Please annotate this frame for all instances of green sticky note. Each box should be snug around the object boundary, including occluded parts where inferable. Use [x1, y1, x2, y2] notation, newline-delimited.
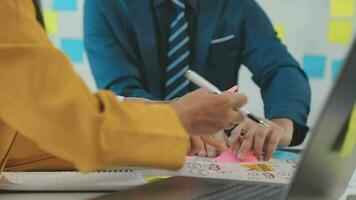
[341, 105, 356, 158]
[331, 0, 354, 17]
[43, 10, 58, 36]
[328, 20, 353, 44]
[274, 25, 285, 42]
[144, 176, 171, 183]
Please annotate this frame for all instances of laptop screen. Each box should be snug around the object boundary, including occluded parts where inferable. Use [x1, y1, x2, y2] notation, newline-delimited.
[288, 37, 356, 199]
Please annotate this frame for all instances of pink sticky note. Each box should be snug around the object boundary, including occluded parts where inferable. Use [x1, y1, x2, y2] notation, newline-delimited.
[214, 149, 258, 163]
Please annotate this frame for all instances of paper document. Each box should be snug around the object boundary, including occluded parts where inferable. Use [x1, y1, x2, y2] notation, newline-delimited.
[140, 155, 298, 184]
[0, 150, 299, 191]
[0, 170, 146, 191]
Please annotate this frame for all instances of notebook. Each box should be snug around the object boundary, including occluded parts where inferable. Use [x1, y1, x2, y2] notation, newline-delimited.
[0, 169, 146, 191]
[0, 151, 298, 191]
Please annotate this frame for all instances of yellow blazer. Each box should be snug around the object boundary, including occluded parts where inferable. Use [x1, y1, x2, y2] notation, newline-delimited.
[0, 0, 188, 173]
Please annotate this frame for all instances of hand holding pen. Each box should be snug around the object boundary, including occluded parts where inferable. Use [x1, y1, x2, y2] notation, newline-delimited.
[185, 70, 294, 160]
[185, 70, 269, 128]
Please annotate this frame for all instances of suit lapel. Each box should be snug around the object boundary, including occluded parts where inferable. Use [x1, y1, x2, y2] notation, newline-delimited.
[193, 0, 226, 75]
[127, 0, 161, 98]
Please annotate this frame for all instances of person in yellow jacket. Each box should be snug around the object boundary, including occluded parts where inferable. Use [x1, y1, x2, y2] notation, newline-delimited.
[0, 0, 247, 173]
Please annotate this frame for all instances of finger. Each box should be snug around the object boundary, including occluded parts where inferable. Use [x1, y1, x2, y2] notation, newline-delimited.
[205, 135, 218, 158]
[226, 110, 245, 126]
[252, 126, 269, 160]
[188, 136, 206, 157]
[222, 92, 248, 108]
[230, 128, 241, 151]
[227, 85, 239, 93]
[187, 136, 191, 154]
[230, 121, 252, 151]
[264, 130, 280, 161]
[201, 136, 228, 154]
[237, 135, 254, 160]
[223, 133, 231, 148]
[214, 131, 231, 148]
[205, 143, 218, 158]
[232, 139, 241, 153]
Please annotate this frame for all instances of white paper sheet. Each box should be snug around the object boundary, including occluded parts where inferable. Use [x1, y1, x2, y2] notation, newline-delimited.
[0, 171, 146, 191]
[0, 154, 299, 191]
[140, 157, 298, 184]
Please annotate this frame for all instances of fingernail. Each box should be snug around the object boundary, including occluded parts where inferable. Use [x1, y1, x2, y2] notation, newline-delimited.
[237, 152, 245, 160]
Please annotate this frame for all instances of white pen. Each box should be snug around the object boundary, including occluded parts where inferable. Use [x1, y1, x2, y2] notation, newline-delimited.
[185, 70, 270, 128]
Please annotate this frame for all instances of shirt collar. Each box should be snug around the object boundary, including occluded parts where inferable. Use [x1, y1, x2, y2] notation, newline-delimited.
[153, 0, 197, 10]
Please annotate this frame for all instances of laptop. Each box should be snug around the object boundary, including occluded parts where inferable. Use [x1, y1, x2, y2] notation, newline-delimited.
[91, 37, 356, 200]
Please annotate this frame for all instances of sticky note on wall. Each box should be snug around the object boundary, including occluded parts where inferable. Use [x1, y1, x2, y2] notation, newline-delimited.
[53, 0, 78, 11]
[328, 20, 353, 44]
[331, 0, 354, 17]
[60, 39, 84, 63]
[303, 55, 326, 79]
[332, 60, 343, 81]
[274, 25, 285, 42]
[43, 10, 58, 36]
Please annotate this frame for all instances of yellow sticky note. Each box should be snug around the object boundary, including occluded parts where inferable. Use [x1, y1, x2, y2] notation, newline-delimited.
[328, 20, 353, 44]
[43, 10, 58, 36]
[144, 176, 171, 183]
[274, 25, 285, 42]
[331, 0, 354, 17]
[241, 164, 274, 172]
[341, 106, 356, 158]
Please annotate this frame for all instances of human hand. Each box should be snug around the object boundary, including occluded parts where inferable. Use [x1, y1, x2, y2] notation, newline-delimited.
[170, 89, 247, 136]
[188, 131, 230, 157]
[231, 118, 293, 161]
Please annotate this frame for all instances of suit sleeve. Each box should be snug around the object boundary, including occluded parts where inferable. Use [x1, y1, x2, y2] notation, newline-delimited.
[241, 0, 311, 145]
[84, 0, 159, 100]
[0, 0, 188, 172]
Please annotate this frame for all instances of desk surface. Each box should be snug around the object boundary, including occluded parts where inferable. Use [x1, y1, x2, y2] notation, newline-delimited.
[0, 192, 105, 200]
[2, 170, 356, 200]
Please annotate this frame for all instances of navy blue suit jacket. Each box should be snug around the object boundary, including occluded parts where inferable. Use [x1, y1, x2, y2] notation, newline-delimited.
[84, 0, 311, 145]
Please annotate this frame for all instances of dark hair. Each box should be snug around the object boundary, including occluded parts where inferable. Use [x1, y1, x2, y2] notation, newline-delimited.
[32, 0, 45, 29]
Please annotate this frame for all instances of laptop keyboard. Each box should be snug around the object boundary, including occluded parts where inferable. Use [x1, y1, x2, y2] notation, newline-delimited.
[197, 181, 288, 200]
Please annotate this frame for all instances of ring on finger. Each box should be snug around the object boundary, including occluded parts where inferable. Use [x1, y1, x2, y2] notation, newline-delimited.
[239, 128, 249, 141]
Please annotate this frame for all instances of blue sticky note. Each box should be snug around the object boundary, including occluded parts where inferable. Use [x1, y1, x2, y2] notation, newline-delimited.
[273, 150, 300, 160]
[303, 55, 326, 79]
[332, 60, 343, 81]
[61, 39, 84, 63]
[53, 0, 77, 11]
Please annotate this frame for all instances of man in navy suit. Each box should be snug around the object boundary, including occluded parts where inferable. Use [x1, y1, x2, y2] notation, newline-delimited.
[84, 0, 311, 160]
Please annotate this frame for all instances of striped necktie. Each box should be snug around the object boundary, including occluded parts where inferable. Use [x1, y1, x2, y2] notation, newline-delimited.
[164, 0, 190, 100]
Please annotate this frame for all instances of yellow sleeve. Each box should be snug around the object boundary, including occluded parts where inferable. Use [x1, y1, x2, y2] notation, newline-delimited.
[0, 0, 188, 172]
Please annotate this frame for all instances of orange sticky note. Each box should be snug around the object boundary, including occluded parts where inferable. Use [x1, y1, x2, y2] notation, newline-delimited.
[214, 149, 258, 163]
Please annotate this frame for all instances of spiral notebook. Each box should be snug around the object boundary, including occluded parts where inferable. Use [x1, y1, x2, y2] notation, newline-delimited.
[0, 169, 146, 191]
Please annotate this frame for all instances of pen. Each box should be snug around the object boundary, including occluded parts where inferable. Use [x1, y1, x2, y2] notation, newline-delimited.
[185, 70, 270, 128]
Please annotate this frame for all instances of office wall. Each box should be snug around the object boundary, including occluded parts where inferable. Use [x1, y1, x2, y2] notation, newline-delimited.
[41, 0, 355, 127]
